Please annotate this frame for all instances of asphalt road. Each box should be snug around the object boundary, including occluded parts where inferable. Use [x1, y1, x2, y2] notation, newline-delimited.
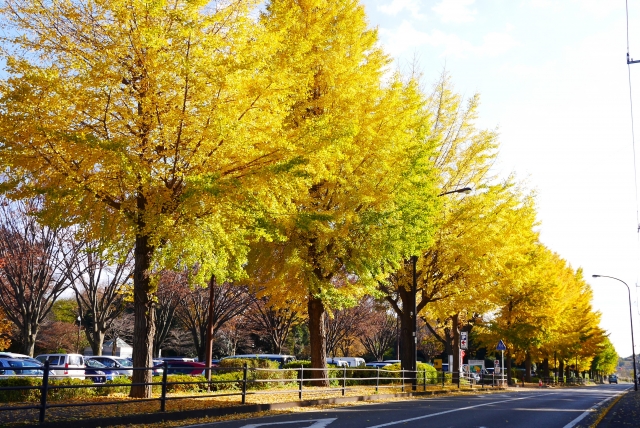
[182, 384, 629, 428]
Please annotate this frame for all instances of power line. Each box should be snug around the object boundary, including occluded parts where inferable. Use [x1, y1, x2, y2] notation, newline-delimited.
[625, 1, 640, 309]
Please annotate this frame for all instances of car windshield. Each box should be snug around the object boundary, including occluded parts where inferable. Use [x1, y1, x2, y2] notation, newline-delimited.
[116, 358, 132, 367]
[86, 360, 106, 368]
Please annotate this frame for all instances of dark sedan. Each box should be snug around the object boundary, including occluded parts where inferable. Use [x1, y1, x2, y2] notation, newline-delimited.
[159, 361, 209, 376]
[85, 359, 117, 383]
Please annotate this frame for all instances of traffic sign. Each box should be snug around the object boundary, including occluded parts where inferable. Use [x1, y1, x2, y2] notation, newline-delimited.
[496, 339, 506, 351]
[494, 359, 500, 368]
[460, 332, 468, 350]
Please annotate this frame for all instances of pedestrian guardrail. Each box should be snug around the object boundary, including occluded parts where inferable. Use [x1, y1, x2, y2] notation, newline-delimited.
[0, 361, 504, 425]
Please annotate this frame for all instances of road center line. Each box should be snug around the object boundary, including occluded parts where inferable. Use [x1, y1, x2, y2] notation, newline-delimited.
[365, 393, 554, 428]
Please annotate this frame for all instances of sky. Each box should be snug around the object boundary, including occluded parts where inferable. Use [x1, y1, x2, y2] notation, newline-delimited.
[359, 0, 640, 358]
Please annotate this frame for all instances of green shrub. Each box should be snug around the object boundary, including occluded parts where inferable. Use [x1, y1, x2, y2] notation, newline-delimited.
[283, 360, 311, 369]
[48, 378, 95, 400]
[216, 359, 296, 390]
[0, 377, 42, 402]
[380, 363, 439, 385]
[0, 377, 98, 402]
[208, 372, 242, 391]
[218, 358, 279, 370]
[95, 377, 131, 396]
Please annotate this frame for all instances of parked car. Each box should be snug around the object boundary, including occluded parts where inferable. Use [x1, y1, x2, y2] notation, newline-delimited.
[609, 374, 618, 384]
[330, 357, 365, 367]
[87, 356, 133, 377]
[159, 361, 207, 376]
[327, 357, 348, 367]
[0, 353, 50, 371]
[365, 361, 392, 369]
[84, 359, 116, 383]
[0, 358, 50, 377]
[0, 352, 32, 360]
[35, 354, 85, 380]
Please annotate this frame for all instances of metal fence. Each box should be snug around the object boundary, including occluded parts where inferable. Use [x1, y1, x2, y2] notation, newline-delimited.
[0, 361, 504, 425]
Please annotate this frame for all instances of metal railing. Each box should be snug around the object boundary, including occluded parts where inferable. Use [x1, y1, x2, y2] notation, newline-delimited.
[0, 363, 504, 425]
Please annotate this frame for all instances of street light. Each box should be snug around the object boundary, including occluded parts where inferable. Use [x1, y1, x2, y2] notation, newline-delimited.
[592, 274, 638, 391]
[409, 186, 473, 390]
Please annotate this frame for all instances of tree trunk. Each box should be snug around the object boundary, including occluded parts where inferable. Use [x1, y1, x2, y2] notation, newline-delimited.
[542, 358, 549, 378]
[88, 328, 105, 356]
[452, 313, 460, 374]
[558, 359, 564, 383]
[22, 324, 37, 357]
[205, 275, 215, 382]
[130, 232, 155, 398]
[308, 295, 328, 387]
[525, 352, 532, 382]
[398, 285, 414, 372]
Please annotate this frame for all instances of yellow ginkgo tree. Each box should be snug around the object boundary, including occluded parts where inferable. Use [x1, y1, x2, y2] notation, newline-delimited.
[248, 0, 441, 385]
[0, 0, 309, 397]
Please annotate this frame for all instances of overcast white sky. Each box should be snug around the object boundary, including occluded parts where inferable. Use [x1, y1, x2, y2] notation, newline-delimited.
[359, 0, 640, 358]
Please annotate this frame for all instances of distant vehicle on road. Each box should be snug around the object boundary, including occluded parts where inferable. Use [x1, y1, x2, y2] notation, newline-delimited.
[609, 374, 618, 384]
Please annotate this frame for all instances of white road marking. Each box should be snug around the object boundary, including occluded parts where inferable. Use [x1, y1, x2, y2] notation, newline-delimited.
[240, 418, 337, 428]
[365, 394, 553, 428]
[562, 389, 629, 428]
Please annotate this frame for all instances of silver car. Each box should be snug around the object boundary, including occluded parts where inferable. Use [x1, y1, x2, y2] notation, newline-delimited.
[86, 356, 133, 376]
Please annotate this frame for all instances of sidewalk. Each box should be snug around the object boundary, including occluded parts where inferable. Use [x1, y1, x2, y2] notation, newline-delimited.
[596, 389, 640, 427]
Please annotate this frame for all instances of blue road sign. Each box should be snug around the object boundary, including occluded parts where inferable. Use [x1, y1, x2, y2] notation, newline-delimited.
[496, 340, 506, 351]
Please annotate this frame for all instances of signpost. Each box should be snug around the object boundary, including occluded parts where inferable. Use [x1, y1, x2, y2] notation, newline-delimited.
[496, 340, 506, 386]
[460, 332, 468, 350]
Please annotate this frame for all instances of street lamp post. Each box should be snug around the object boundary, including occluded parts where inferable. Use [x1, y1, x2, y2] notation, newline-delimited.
[592, 274, 638, 391]
[409, 186, 473, 390]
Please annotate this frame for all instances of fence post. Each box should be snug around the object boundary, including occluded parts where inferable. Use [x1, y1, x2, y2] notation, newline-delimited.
[457, 371, 460, 389]
[241, 363, 248, 404]
[39, 360, 50, 424]
[342, 366, 346, 396]
[160, 361, 168, 412]
[423, 369, 426, 391]
[401, 369, 405, 392]
[376, 367, 379, 393]
[442, 370, 445, 388]
[299, 367, 303, 400]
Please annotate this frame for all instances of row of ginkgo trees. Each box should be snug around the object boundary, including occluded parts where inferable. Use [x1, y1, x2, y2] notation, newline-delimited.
[0, 0, 607, 397]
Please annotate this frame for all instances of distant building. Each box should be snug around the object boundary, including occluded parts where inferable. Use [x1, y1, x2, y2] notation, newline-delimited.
[83, 338, 133, 358]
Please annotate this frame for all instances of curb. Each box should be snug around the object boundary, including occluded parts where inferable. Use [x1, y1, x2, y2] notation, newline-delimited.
[29, 387, 507, 428]
[588, 390, 628, 428]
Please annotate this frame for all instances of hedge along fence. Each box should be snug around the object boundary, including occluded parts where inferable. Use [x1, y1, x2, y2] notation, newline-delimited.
[0, 360, 497, 425]
[0, 377, 96, 402]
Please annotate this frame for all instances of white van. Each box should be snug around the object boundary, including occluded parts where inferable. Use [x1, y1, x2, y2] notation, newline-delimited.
[327, 357, 348, 367]
[328, 357, 365, 367]
[35, 354, 85, 379]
